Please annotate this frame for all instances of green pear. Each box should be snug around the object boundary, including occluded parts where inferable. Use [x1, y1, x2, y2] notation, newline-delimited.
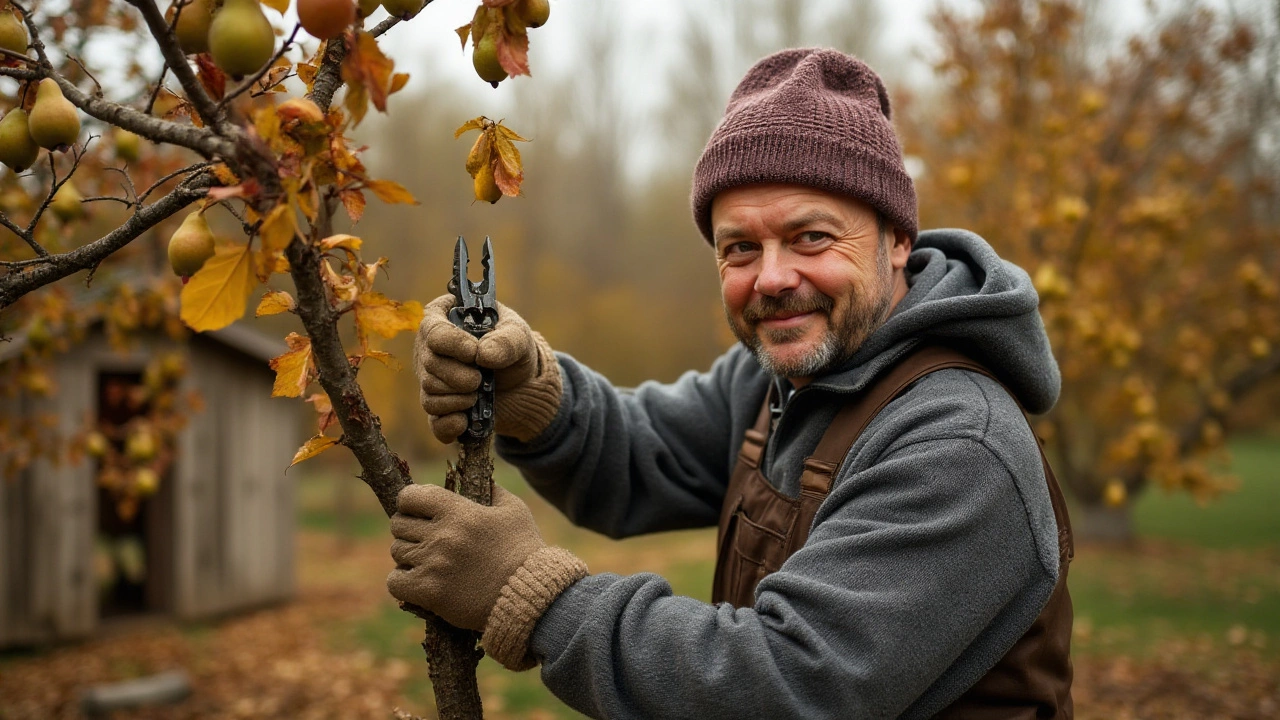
[114, 128, 142, 163]
[0, 10, 28, 54]
[28, 78, 81, 151]
[0, 109, 39, 172]
[472, 31, 507, 86]
[50, 182, 84, 222]
[167, 211, 216, 277]
[380, 0, 419, 20]
[356, 0, 380, 18]
[517, 0, 549, 29]
[208, 0, 276, 78]
[174, 0, 215, 55]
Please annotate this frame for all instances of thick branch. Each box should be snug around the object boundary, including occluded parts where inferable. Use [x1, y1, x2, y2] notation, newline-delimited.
[123, 0, 223, 127]
[1177, 349, 1280, 455]
[0, 174, 215, 309]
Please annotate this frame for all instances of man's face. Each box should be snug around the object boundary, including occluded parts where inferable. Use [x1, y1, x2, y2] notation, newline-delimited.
[711, 184, 912, 384]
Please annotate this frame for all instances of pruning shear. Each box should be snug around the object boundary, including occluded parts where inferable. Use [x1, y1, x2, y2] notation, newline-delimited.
[447, 236, 498, 442]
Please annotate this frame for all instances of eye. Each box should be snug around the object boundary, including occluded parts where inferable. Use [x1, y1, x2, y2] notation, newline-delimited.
[718, 241, 760, 266]
[796, 231, 830, 244]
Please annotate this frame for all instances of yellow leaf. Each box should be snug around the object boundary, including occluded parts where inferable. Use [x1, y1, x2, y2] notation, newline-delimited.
[320, 234, 363, 252]
[180, 244, 255, 332]
[494, 123, 528, 142]
[260, 203, 297, 252]
[269, 333, 313, 397]
[259, 0, 288, 15]
[465, 130, 491, 178]
[365, 179, 418, 205]
[355, 293, 423, 339]
[390, 73, 410, 94]
[455, 23, 472, 50]
[491, 131, 523, 180]
[454, 116, 487, 138]
[256, 290, 296, 317]
[290, 434, 340, 467]
[362, 349, 401, 370]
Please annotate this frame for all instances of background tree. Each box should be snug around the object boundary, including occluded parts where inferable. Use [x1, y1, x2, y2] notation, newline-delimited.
[900, 0, 1280, 539]
[0, 0, 556, 715]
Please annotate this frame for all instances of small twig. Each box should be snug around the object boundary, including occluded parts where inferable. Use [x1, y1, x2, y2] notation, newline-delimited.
[219, 23, 302, 111]
[250, 71, 296, 98]
[216, 199, 257, 237]
[0, 47, 35, 64]
[139, 161, 214, 203]
[109, 165, 139, 206]
[82, 195, 133, 207]
[0, 214, 40, 255]
[67, 55, 104, 95]
[144, 67, 170, 115]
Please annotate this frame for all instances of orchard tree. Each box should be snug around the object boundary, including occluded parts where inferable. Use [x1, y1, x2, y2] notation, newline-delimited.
[0, 0, 552, 715]
[902, 0, 1280, 539]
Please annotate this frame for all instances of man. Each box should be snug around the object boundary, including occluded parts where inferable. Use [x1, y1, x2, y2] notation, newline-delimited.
[387, 49, 1073, 719]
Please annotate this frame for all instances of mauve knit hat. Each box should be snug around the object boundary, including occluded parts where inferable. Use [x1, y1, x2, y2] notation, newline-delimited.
[691, 48, 918, 243]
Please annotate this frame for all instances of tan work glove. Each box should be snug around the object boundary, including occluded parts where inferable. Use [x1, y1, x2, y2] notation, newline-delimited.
[387, 483, 588, 670]
[414, 294, 562, 444]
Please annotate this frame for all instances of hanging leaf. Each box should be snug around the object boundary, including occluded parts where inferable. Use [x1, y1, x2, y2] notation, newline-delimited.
[256, 290, 296, 317]
[365, 179, 418, 205]
[259, 203, 297, 252]
[340, 188, 367, 223]
[455, 23, 472, 50]
[290, 434, 340, 467]
[465, 131, 491, 177]
[180, 244, 255, 331]
[306, 392, 338, 434]
[320, 234, 363, 253]
[195, 54, 227, 100]
[341, 30, 396, 125]
[269, 333, 314, 398]
[454, 116, 487, 138]
[495, 26, 530, 77]
[260, 0, 289, 15]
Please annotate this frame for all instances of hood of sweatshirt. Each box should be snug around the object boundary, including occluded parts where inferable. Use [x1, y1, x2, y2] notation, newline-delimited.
[809, 228, 1060, 414]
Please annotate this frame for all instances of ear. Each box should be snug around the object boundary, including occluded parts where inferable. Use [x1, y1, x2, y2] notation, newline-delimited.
[889, 227, 913, 270]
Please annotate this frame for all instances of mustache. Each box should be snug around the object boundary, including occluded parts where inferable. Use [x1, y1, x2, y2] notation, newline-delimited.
[741, 292, 834, 324]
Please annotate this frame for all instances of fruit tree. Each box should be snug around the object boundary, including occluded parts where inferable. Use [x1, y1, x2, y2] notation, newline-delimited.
[0, 0, 552, 716]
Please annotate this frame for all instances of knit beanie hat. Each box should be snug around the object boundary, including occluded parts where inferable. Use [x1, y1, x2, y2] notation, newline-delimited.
[691, 48, 918, 243]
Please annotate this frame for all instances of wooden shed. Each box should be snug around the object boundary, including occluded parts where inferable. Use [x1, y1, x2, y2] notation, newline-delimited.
[0, 323, 303, 648]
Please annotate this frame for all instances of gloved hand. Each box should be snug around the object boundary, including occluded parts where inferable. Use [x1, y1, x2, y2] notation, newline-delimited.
[414, 294, 562, 444]
[386, 483, 588, 670]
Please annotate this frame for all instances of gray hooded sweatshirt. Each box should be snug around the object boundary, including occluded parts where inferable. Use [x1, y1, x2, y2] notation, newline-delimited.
[496, 229, 1064, 719]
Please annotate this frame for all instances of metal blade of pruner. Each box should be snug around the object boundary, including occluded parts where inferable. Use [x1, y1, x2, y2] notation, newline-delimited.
[447, 236, 498, 441]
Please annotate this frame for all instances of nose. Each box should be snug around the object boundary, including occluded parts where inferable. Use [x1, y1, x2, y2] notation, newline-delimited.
[753, 244, 801, 296]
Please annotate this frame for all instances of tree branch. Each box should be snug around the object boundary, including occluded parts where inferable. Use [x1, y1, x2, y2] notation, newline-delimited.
[0, 173, 215, 309]
[121, 0, 224, 127]
[1176, 349, 1280, 456]
[308, 8, 419, 112]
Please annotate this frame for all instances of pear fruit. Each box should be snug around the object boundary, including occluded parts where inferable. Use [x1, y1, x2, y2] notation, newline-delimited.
[50, 183, 84, 222]
[298, 0, 355, 39]
[28, 78, 81, 151]
[356, 0, 380, 18]
[174, 0, 215, 54]
[517, 0, 549, 29]
[114, 128, 142, 163]
[380, 0, 418, 20]
[167, 211, 216, 277]
[472, 31, 506, 87]
[0, 9, 28, 54]
[134, 467, 160, 496]
[85, 431, 109, 458]
[125, 427, 157, 462]
[0, 109, 39, 172]
[474, 161, 501, 204]
[208, 0, 276, 78]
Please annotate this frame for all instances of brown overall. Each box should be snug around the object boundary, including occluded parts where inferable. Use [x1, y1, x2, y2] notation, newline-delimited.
[712, 345, 1074, 718]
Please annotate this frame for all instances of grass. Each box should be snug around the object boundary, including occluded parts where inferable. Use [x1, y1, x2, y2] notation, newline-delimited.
[301, 436, 1280, 714]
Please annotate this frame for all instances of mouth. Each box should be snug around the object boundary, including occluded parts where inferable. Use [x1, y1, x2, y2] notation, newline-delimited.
[757, 311, 816, 329]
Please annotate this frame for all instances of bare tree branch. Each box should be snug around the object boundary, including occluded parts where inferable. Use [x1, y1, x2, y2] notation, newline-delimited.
[0, 174, 215, 309]
[121, 0, 224, 127]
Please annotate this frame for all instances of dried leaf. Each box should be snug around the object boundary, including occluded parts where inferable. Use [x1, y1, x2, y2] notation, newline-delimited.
[320, 234, 363, 252]
[341, 31, 396, 125]
[491, 130, 523, 180]
[365, 179, 417, 205]
[260, 0, 289, 15]
[355, 293, 423, 340]
[493, 159, 521, 196]
[362, 349, 401, 370]
[307, 392, 338, 434]
[289, 434, 340, 467]
[455, 23, 472, 50]
[340, 188, 366, 223]
[296, 60, 319, 89]
[454, 116, 487, 138]
[465, 130, 491, 177]
[389, 73, 410, 94]
[277, 97, 325, 124]
[207, 185, 249, 201]
[256, 290, 296, 317]
[195, 54, 227, 100]
[495, 26, 530, 77]
[269, 333, 313, 398]
[179, 244, 255, 332]
[260, 203, 297, 252]
[494, 124, 528, 142]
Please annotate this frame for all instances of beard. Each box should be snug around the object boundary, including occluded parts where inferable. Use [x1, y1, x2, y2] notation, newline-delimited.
[726, 241, 896, 379]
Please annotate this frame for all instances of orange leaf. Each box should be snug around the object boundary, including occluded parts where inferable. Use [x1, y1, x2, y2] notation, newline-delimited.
[340, 188, 366, 223]
[290, 434, 340, 467]
[491, 130, 523, 181]
[269, 333, 313, 398]
[455, 23, 472, 50]
[306, 392, 338, 434]
[179, 244, 255, 331]
[390, 73, 410, 94]
[260, 0, 288, 15]
[341, 31, 396, 125]
[277, 97, 325, 124]
[496, 26, 530, 77]
[361, 349, 401, 370]
[260, 203, 297, 252]
[366, 179, 418, 205]
[355, 293, 423, 340]
[195, 54, 226, 100]
[493, 159, 521, 196]
[255, 290, 296, 317]
[465, 130, 491, 177]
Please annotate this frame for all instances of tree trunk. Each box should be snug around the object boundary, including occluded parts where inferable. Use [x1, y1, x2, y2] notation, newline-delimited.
[1074, 503, 1135, 544]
